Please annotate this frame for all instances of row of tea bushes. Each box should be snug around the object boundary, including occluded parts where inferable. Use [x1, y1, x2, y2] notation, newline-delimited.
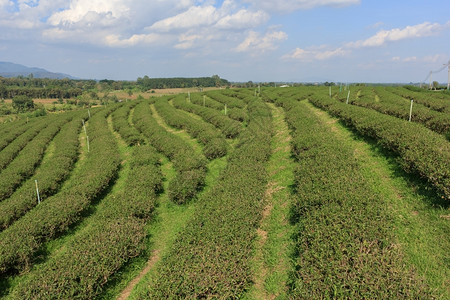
[133, 100, 206, 204]
[272, 94, 430, 298]
[10, 145, 163, 299]
[155, 96, 228, 159]
[0, 105, 121, 274]
[141, 97, 273, 298]
[0, 111, 85, 230]
[309, 93, 450, 201]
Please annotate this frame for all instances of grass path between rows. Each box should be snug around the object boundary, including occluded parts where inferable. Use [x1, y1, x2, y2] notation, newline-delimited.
[305, 100, 450, 298]
[245, 103, 296, 300]
[0, 113, 127, 298]
[114, 103, 229, 299]
[149, 103, 203, 156]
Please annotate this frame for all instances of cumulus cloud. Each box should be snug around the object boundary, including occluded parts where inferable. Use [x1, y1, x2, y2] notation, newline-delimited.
[149, 3, 268, 32]
[236, 30, 287, 53]
[243, 0, 360, 13]
[347, 22, 450, 48]
[283, 46, 347, 61]
[285, 21, 450, 61]
[149, 5, 221, 32]
[47, 0, 129, 26]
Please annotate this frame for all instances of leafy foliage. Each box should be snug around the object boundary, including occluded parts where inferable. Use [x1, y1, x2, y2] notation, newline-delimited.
[272, 91, 430, 298]
[0, 105, 121, 274]
[133, 100, 206, 204]
[0, 111, 85, 230]
[310, 91, 450, 200]
[154, 96, 228, 159]
[143, 95, 273, 298]
[9, 145, 162, 299]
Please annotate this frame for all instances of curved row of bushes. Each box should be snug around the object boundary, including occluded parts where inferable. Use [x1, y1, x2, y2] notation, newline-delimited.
[343, 87, 450, 138]
[206, 90, 246, 109]
[155, 96, 228, 159]
[10, 145, 163, 299]
[0, 113, 75, 201]
[389, 86, 450, 113]
[111, 101, 144, 146]
[0, 104, 121, 274]
[0, 111, 85, 230]
[0, 116, 51, 171]
[133, 100, 206, 204]
[310, 93, 450, 200]
[141, 97, 273, 298]
[0, 118, 37, 152]
[272, 94, 430, 298]
[172, 95, 242, 138]
[189, 93, 249, 122]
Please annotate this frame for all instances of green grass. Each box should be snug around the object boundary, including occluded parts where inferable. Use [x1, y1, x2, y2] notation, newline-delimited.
[306, 101, 450, 299]
[101, 104, 230, 299]
[126, 156, 228, 299]
[149, 103, 203, 157]
[244, 103, 296, 300]
[0, 113, 130, 298]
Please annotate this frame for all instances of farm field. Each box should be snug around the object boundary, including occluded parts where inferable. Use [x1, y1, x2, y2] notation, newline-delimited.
[0, 86, 449, 299]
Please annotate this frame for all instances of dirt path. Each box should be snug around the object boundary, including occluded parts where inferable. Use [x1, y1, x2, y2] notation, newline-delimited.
[116, 250, 160, 300]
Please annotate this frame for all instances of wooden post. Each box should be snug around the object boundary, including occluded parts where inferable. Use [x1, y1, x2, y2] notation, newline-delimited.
[87, 135, 90, 152]
[35, 180, 41, 204]
[203, 95, 206, 107]
[346, 91, 350, 104]
[409, 99, 413, 122]
[82, 119, 87, 135]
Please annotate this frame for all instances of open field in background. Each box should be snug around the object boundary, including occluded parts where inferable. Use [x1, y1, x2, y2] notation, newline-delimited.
[0, 86, 448, 299]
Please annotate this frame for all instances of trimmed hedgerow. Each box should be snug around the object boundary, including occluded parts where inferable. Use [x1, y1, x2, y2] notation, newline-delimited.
[309, 92, 450, 200]
[133, 100, 206, 204]
[9, 145, 163, 299]
[0, 117, 50, 171]
[141, 97, 273, 299]
[0, 113, 75, 201]
[0, 111, 85, 230]
[271, 93, 431, 299]
[0, 104, 121, 274]
[206, 90, 246, 109]
[172, 95, 242, 138]
[335, 86, 450, 138]
[154, 96, 228, 159]
[111, 101, 144, 146]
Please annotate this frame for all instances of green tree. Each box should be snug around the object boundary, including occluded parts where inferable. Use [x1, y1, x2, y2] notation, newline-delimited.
[12, 95, 34, 112]
[432, 81, 439, 90]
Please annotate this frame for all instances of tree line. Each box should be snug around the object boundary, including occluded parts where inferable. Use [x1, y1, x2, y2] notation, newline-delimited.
[0, 75, 230, 99]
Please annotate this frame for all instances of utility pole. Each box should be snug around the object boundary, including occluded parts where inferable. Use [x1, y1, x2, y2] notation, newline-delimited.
[429, 71, 433, 90]
[447, 60, 450, 90]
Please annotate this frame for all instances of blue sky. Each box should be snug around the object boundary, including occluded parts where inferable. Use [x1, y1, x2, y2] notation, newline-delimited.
[0, 0, 449, 83]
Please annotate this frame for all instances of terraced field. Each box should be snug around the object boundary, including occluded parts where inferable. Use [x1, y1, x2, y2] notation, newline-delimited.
[0, 87, 448, 299]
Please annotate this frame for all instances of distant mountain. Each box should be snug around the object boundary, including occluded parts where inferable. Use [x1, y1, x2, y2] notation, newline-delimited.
[0, 62, 75, 79]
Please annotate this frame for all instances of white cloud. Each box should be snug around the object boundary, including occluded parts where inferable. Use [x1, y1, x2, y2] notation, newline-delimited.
[149, 5, 220, 32]
[236, 30, 287, 53]
[283, 46, 347, 61]
[215, 9, 269, 29]
[243, 0, 360, 13]
[149, 3, 268, 32]
[104, 33, 164, 47]
[48, 0, 129, 26]
[285, 21, 450, 62]
[347, 22, 450, 48]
